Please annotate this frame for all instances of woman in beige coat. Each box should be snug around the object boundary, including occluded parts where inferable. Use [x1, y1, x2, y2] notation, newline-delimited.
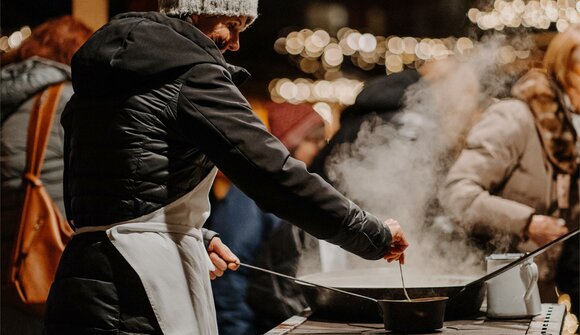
[439, 26, 579, 305]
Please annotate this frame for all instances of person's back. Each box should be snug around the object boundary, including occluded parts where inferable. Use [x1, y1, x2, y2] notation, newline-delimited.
[0, 15, 92, 335]
[60, 12, 230, 227]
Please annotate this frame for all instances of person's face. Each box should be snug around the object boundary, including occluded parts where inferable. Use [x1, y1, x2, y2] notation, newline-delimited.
[193, 15, 248, 53]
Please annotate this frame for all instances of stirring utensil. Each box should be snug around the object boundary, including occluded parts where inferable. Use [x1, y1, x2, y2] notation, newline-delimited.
[399, 261, 412, 302]
[239, 262, 378, 303]
[241, 262, 448, 333]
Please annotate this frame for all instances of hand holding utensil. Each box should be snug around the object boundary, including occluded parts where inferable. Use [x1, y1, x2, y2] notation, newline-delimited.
[384, 219, 409, 264]
[527, 215, 569, 246]
[208, 237, 240, 280]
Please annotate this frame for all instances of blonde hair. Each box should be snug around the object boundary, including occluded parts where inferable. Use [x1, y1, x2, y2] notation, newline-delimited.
[544, 24, 580, 87]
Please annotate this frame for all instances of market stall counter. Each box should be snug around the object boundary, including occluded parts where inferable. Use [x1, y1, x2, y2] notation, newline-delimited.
[266, 304, 566, 335]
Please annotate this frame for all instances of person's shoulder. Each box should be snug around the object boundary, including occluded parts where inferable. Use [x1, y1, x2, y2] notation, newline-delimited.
[2, 57, 70, 78]
[470, 98, 534, 148]
[484, 98, 534, 125]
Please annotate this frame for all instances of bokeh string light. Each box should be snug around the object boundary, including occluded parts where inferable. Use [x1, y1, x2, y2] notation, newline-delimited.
[3, 2, 576, 107]
[270, 29, 531, 105]
[468, 0, 580, 32]
[268, 77, 364, 106]
[274, 28, 482, 78]
[270, 1, 579, 105]
[0, 26, 32, 53]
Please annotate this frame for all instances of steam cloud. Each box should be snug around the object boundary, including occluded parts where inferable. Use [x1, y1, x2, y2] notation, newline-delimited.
[317, 35, 533, 277]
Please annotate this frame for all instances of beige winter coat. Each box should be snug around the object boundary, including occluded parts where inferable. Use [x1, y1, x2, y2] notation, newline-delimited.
[440, 99, 554, 242]
[439, 98, 579, 299]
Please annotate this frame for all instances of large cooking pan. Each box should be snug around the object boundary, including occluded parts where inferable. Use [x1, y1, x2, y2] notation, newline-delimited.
[241, 262, 450, 332]
[298, 228, 580, 323]
[298, 268, 483, 322]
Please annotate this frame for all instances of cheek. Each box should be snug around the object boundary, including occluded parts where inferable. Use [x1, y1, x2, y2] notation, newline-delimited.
[210, 30, 230, 49]
[217, 26, 232, 38]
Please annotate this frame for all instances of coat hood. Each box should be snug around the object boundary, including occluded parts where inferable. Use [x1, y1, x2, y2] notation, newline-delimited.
[72, 11, 249, 96]
[1, 57, 70, 123]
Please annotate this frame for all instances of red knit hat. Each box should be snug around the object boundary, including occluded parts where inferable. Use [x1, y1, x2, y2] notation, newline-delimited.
[267, 102, 324, 151]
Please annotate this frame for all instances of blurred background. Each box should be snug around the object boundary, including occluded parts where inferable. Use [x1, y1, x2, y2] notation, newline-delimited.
[2, 3, 580, 332]
[2, 0, 578, 124]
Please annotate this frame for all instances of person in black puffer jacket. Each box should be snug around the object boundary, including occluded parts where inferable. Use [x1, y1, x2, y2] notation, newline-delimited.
[0, 16, 93, 335]
[43, 1, 410, 334]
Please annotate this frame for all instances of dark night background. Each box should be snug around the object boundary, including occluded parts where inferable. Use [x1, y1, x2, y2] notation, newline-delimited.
[1, 0, 481, 97]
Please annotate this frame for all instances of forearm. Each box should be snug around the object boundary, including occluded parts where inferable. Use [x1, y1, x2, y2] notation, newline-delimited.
[441, 179, 533, 237]
[178, 63, 392, 259]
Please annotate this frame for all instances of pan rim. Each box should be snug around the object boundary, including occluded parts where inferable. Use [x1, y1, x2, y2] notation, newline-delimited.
[295, 281, 467, 290]
[377, 296, 450, 303]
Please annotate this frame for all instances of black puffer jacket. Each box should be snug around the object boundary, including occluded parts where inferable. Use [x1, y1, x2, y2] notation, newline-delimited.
[62, 12, 391, 260]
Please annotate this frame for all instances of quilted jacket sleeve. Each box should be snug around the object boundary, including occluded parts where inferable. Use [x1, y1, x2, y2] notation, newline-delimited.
[174, 63, 392, 260]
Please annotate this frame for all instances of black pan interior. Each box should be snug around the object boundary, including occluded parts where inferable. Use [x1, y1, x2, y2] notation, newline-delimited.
[298, 268, 485, 322]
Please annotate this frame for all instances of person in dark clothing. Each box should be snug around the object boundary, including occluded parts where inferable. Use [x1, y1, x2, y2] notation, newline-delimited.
[310, 70, 421, 181]
[205, 173, 281, 335]
[205, 103, 282, 335]
[0, 16, 93, 335]
[248, 221, 319, 333]
[557, 235, 579, 316]
[246, 103, 327, 333]
[43, 1, 409, 334]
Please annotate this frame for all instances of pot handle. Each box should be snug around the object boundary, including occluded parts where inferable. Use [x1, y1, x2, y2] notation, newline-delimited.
[520, 260, 539, 315]
[456, 228, 579, 296]
[520, 261, 538, 301]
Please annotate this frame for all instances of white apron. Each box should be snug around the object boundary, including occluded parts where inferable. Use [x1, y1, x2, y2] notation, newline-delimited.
[76, 168, 219, 335]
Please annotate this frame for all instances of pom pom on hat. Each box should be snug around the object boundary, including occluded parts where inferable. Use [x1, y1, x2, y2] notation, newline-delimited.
[268, 103, 325, 151]
[159, 0, 259, 25]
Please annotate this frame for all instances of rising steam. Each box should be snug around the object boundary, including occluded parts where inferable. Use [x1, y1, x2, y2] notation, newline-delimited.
[318, 35, 532, 277]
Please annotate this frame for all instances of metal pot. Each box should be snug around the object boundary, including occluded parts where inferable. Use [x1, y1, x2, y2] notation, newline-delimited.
[379, 297, 448, 332]
[298, 267, 485, 322]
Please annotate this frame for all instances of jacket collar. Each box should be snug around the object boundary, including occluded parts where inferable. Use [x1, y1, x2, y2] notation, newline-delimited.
[112, 12, 250, 86]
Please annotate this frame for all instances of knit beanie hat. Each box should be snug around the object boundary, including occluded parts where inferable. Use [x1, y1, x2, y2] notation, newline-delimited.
[159, 0, 259, 25]
[267, 103, 325, 151]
